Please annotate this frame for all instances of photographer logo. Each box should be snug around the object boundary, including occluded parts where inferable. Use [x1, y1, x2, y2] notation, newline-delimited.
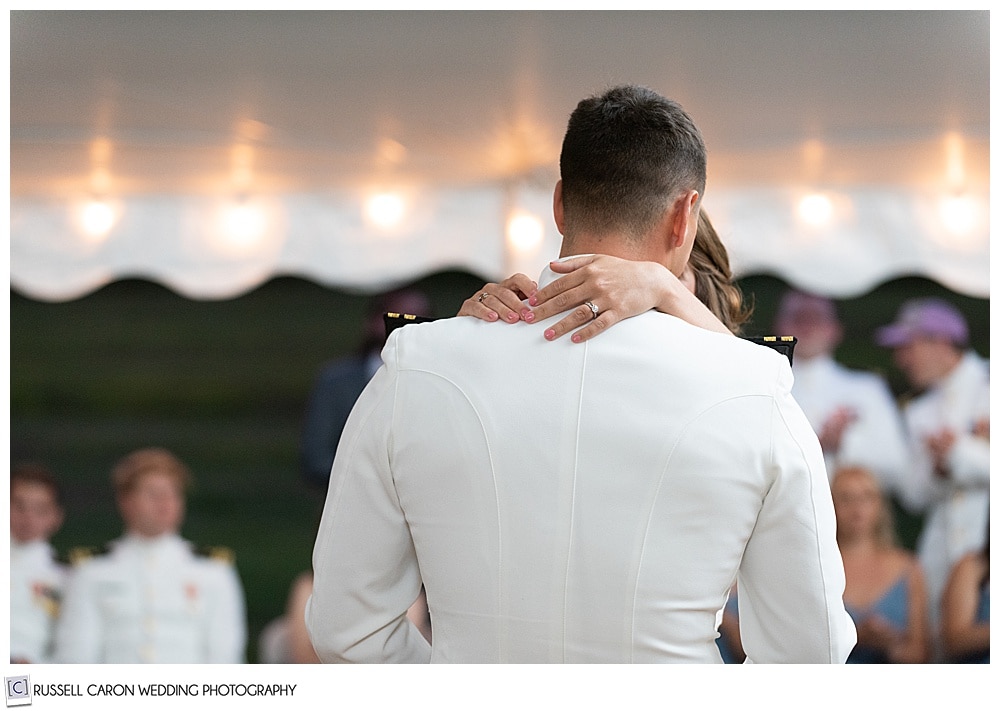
[5, 676, 31, 707]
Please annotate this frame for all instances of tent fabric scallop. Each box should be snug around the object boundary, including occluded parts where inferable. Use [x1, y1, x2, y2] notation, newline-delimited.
[9, 184, 989, 302]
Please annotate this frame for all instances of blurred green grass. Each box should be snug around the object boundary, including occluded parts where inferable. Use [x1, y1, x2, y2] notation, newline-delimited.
[10, 271, 989, 661]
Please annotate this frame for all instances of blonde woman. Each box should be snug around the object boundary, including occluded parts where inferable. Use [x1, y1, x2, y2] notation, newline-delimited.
[832, 465, 930, 663]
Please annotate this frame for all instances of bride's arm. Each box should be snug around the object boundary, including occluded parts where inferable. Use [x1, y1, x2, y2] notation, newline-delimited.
[531, 255, 732, 342]
[457, 255, 732, 342]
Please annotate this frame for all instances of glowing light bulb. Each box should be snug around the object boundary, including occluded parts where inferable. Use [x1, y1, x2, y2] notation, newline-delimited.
[80, 199, 116, 240]
[221, 201, 266, 248]
[506, 212, 544, 254]
[365, 193, 407, 230]
[798, 193, 834, 227]
[938, 194, 978, 235]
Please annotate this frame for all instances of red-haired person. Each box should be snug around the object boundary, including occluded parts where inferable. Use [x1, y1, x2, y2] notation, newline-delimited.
[53, 448, 247, 663]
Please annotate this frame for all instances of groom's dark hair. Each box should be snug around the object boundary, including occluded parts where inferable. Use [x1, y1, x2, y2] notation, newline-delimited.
[559, 85, 706, 239]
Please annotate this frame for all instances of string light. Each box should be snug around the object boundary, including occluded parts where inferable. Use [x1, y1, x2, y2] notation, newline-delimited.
[938, 193, 980, 236]
[77, 198, 118, 241]
[220, 200, 267, 249]
[506, 212, 544, 254]
[797, 193, 834, 227]
[365, 192, 407, 230]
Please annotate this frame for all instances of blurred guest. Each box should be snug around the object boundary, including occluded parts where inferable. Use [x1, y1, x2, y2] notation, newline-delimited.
[773, 289, 910, 494]
[875, 298, 989, 643]
[940, 526, 989, 663]
[261, 572, 431, 663]
[53, 447, 247, 663]
[832, 466, 930, 663]
[299, 287, 432, 489]
[284, 572, 322, 663]
[715, 585, 744, 663]
[10, 462, 66, 664]
[256, 571, 319, 664]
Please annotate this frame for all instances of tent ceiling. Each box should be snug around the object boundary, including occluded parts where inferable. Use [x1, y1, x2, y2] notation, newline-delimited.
[8, 10, 991, 300]
[11, 10, 989, 194]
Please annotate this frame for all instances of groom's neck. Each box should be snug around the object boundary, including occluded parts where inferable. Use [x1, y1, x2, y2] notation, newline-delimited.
[560, 232, 678, 275]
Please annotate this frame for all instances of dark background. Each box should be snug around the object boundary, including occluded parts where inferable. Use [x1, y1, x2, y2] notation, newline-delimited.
[10, 271, 990, 662]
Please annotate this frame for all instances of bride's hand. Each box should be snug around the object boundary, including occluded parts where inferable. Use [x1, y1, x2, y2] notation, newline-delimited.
[457, 273, 538, 324]
[529, 255, 732, 342]
[527, 255, 680, 342]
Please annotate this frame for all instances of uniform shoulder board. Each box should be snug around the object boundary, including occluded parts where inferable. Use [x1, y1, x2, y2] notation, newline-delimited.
[741, 335, 797, 366]
[195, 545, 235, 564]
[67, 544, 110, 566]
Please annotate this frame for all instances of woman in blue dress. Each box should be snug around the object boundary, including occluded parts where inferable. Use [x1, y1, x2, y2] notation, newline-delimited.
[940, 525, 989, 663]
[832, 465, 931, 663]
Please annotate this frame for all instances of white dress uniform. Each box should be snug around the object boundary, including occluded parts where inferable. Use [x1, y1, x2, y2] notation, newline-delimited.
[9, 540, 66, 663]
[306, 261, 856, 664]
[53, 533, 247, 663]
[790, 354, 910, 494]
[896, 351, 990, 624]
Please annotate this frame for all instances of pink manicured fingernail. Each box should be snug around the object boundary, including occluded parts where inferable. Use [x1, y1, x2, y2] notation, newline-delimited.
[521, 309, 534, 322]
[529, 295, 538, 306]
[544, 329, 556, 340]
[488, 312, 498, 321]
[571, 333, 582, 343]
[506, 312, 518, 322]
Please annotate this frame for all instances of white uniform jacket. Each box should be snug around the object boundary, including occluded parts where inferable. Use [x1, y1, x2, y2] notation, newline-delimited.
[307, 265, 856, 664]
[53, 534, 247, 663]
[896, 351, 990, 613]
[790, 354, 910, 493]
[9, 540, 66, 663]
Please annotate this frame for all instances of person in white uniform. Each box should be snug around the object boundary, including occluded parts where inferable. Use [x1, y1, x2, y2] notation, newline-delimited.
[53, 447, 247, 663]
[306, 84, 856, 663]
[772, 289, 910, 495]
[10, 462, 67, 664]
[875, 298, 989, 638]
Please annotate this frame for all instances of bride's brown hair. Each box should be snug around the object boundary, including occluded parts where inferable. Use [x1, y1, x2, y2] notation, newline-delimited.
[689, 211, 752, 334]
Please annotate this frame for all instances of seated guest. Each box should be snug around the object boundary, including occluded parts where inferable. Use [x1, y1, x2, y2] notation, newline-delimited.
[715, 584, 744, 663]
[53, 447, 247, 663]
[940, 525, 989, 663]
[832, 465, 930, 663]
[263, 572, 431, 663]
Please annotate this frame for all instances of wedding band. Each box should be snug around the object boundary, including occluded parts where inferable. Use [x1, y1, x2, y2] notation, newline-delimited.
[584, 301, 599, 320]
[478, 292, 491, 303]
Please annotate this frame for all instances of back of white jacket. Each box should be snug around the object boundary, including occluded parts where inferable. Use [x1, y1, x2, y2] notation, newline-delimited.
[308, 272, 856, 663]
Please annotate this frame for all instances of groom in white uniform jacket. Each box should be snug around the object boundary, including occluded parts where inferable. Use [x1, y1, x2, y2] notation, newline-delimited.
[307, 85, 856, 663]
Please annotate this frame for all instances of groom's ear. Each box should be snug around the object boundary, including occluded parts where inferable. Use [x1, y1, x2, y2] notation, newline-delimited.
[668, 190, 700, 249]
[553, 180, 565, 234]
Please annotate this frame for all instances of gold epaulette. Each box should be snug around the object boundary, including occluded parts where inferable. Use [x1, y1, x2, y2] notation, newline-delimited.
[195, 545, 235, 564]
[38, 585, 61, 618]
[742, 335, 798, 365]
[67, 545, 108, 565]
